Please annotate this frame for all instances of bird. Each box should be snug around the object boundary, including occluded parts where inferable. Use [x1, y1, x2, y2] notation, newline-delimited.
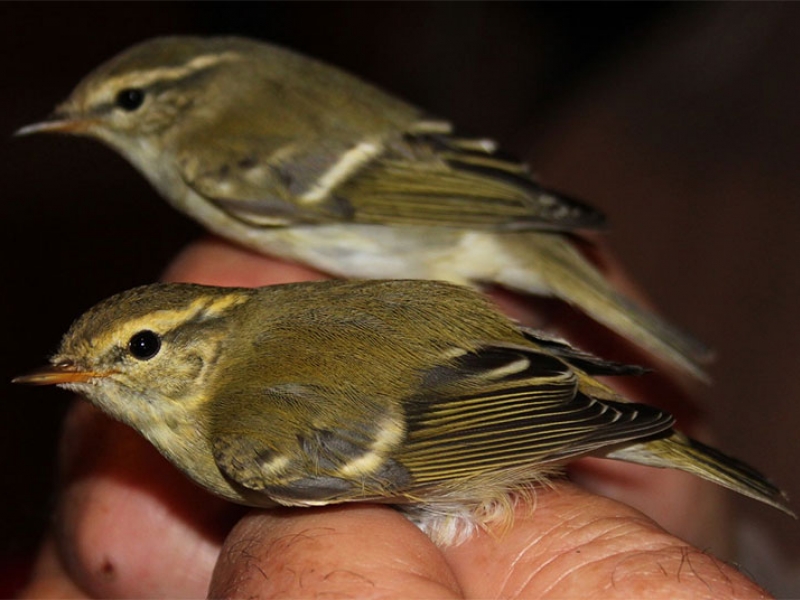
[14, 279, 789, 545]
[17, 35, 712, 381]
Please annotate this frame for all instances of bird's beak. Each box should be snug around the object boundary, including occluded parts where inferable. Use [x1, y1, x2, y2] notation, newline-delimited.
[15, 110, 93, 137]
[13, 363, 104, 386]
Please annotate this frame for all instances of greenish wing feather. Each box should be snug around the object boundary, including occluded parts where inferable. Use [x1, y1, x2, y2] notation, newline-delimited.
[398, 344, 674, 485]
[210, 384, 412, 504]
[338, 132, 607, 231]
[179, 130, 606, 231]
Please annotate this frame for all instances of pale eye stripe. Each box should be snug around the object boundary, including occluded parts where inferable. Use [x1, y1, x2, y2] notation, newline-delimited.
[102, 52, 242, 95]
[113, 293, 248, 343]
[299, 141, 382, 203]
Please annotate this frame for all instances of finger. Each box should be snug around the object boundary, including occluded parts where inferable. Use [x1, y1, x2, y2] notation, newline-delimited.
[209, 505, 462, 599]
[52, 402, 233, 598]
[206, 483, 761, 600]
[441, 481, 764, 599]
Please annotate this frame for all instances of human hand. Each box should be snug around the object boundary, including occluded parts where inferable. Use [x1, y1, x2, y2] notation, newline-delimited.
[20, 238, 771, 599]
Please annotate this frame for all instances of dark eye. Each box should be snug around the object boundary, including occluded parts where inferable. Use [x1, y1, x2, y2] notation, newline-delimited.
[128, 330, 161, 360]
[116, 88, 145, 111]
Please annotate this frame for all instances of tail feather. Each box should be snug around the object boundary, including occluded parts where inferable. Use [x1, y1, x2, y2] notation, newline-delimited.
[607, 433, 794, 516]
[498, 233, 713, 382]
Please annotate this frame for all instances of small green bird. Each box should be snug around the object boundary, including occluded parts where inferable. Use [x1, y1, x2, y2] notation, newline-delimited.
[17, 35, 712, 380]
[14, 279, 789, 545]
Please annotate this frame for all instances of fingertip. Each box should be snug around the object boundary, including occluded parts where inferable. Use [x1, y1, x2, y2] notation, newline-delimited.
[54, 403, 234, 598]
[162, 237, 327, 287]
[210, 505, 463, 599]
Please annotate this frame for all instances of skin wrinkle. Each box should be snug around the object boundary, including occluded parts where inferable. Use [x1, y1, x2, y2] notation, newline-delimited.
[497, 525, 549, 593]
[490, 510, 636, 597]
[539, 548, 679, 599]
[492, 505, 563, 594]
[536, 553, 624, 598]
[607, 545, 684, 589]
[321, 569, 377, 586]
[503, 513, 675, 597]
[510, 532, 628, 596]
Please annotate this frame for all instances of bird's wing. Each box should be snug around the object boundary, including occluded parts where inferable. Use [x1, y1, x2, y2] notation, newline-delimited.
[337, 130, 606, 230]
[210, 382, 412, 505]
[178, 126, 606, 231]
[397, 344, 674, 487]
[209, 343, 672, 506]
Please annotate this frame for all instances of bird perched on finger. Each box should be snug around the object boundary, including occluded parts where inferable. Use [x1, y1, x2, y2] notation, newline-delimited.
[17, 35, 712, 380]
[14, 279, 789, 545]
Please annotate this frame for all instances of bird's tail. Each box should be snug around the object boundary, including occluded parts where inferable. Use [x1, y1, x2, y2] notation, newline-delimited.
[607, 433, 794, 516]
[496, 233, 713, 382]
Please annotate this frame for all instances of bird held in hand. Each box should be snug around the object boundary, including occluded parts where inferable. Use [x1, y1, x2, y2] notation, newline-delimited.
[14, 279, 790, 545]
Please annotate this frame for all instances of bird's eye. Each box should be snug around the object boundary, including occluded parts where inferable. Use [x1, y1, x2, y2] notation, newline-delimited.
[115, 88, 145, 111]
[128, 330, 161, 360]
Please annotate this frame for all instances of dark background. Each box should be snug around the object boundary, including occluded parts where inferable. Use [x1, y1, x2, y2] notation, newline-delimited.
[2, 3, 799, 595]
